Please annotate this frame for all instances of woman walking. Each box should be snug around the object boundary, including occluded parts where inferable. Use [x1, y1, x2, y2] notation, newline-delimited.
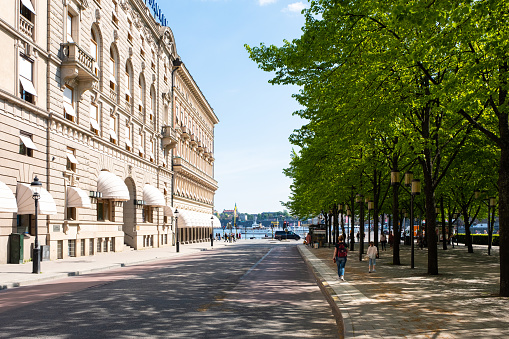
[367, 241, 378, 273]
[333, 235, 348, 281]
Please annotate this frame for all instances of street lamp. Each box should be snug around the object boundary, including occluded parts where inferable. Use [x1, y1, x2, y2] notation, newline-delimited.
[410, 179, 421, 268]
[31, 176, 42, 274]
[210, 215, 214, 247]
[174, 208, 179, 252]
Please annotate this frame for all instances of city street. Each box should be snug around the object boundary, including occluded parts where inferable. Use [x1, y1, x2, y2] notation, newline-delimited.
[0, 243, 339, 338]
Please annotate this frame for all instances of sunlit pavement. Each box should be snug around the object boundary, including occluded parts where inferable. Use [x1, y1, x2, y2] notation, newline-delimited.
[2, 239, 507, 338]
[300, 242, 509, 338]
[0, 238, 284, 290]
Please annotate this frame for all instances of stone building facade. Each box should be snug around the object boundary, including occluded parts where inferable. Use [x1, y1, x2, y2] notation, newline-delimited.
[0, 0, 219, 264]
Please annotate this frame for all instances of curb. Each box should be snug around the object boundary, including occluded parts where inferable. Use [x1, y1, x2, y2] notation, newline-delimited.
[298, 244, 348, 338]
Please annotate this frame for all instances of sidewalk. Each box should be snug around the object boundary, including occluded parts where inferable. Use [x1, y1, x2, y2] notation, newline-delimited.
[298, 242, 509, 338]
[0, 240, 227, 290]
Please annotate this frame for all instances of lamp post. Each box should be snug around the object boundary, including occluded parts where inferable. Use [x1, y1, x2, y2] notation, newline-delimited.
[174, 209, 179, 252]
[31, 177, 42, 274]
[391, 169, 401, 265]
[368, 200, 374, 244]
[210, 215, 214, 247]
[410, 179, 421, 268]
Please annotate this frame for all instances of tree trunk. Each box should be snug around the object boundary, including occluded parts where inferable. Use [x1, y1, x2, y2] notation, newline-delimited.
[498, 134, 509, 296]
[441, 196, 447, 250]
[392, 183, 401, 265]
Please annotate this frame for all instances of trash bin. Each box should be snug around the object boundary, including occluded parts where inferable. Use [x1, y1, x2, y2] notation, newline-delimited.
[9, 233, 24, 264]
[40, 245, 50, 261]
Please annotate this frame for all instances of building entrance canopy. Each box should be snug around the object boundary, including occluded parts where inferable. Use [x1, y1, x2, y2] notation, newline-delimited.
[16, 183, 57, 215]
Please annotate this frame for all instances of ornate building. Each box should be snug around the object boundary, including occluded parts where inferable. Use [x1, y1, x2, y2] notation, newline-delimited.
[0, 0, 219, 264]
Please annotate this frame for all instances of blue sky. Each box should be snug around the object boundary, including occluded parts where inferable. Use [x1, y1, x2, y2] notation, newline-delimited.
[158, 1, 308, 214]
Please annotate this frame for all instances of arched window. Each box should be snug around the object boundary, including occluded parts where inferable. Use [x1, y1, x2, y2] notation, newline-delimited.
[125, 63, 131, 103]
[138, 76, 145, 114]
[148, 86, 155, 122]
[109, 46, 117, 91]
[91, 29, 99, 76]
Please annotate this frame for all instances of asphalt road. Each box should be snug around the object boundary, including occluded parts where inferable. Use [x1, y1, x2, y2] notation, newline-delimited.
[0, 243, 339, 338]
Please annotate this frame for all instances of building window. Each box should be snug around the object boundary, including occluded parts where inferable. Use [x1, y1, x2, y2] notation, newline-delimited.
[138, 132, 144, 157]
[68, 239, 76, 257]
[57, 240, 63, 259]
[20, 0, 35, 22]
[148, 139, 154, 162]
[91, 30, 99, 76]
[97, 238, 102, 252]
[66, 147, 77, 172]
[89, 239, 94, 255]
[90, 102, 99, 134]
[125, 125, 132, 151]
[19, 54, 36, 103]
[138, 78, 144, 113]
[66, 13, 74, 42]
[110, 237, 115, 252]
[81, 239, 86, 256]
[125, 64, 131, 103]
[103, 238, 108, 252]
[19, 132, 36, 157]
[17, 214, 35, 235]
[63, 85, 76, 122]
[151, 49, 156, 70]
[20, 0, 35, 39]
[97, 200, 109, 221]
[109, 115, 118, 144]
[109, 59, 116, 90]
[143, 206, 153, 223]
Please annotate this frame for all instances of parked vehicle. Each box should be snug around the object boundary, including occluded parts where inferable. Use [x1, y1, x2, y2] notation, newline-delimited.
[275, 231, 301, 240]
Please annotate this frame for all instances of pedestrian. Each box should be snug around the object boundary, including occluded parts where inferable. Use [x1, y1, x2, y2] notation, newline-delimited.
[333, 235, 348, 281]
[380, 232, 387, 251]
[418, 231, 424, 250]
[388, 231, 394, 248]
[356, 231, 360, 242]
[367, 241, 378, 273]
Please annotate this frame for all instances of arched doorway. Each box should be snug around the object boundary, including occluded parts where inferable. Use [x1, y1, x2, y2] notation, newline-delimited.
[123, 177, 136, 247]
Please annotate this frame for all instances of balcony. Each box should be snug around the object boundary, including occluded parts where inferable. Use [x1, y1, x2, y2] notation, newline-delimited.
[180, 125, 189, 140]
[173, 157, 218, 190]
[60, 42, 98, 98]
[162, 125, 178, 149]
[197, 141, 204, 153]
[189, 134, 197, 147]
[20, 16, 34, 40]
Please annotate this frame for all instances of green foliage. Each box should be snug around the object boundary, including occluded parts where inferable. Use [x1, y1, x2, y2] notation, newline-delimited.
[457, 234, 500, 247]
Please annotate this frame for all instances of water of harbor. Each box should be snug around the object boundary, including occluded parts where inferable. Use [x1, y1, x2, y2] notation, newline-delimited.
[213, 227, 308, 240]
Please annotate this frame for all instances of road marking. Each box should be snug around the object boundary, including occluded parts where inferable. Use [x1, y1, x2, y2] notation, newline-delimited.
[239, 248, 274, 280]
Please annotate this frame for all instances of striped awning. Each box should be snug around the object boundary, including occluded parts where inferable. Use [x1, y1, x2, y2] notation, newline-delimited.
[97, 170, 129, 201]
[175, 210, 219, 228]
[0, 181, 17, 213]
[16, 183, 57, 215]
[143, 184, 165, 207]
[67, 186, 91, 208]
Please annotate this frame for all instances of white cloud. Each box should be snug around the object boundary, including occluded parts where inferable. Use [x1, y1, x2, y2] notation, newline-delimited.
[258, 0, 277, 5]
[283, 2, 307, 13]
